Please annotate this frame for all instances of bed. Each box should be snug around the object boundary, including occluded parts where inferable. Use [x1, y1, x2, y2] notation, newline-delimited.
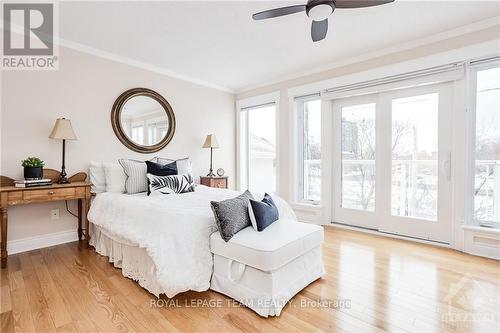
[87, 185, 297, 297]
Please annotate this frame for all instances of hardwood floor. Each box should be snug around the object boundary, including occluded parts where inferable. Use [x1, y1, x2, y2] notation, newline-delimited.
[1, 226, 499, 333]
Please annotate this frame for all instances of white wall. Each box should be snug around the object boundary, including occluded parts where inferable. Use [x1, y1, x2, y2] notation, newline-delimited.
[1, 45, 235, 243]
[237, 25, 500, 209]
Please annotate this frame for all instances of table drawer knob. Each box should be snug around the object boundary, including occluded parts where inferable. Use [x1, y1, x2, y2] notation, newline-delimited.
[48, 191, 55, 195]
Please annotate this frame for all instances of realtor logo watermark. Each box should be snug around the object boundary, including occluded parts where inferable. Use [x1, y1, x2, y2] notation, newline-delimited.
[442, 274, 497, 323]
[2, 2, 58, 70]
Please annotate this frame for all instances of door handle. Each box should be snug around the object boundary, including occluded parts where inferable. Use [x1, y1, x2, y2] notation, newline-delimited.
[441, 152, 451, 180]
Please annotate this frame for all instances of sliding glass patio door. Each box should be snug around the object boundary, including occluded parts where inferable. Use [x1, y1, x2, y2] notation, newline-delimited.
[332, 83, 453, 243]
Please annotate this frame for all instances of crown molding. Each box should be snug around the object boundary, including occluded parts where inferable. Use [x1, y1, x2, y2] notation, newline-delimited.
[2, 21, 233, 92]
[57, 38, 235, 93]
[235, 16, 500, 94]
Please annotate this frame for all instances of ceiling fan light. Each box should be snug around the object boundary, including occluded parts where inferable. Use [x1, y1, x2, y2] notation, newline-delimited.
[307, 3, 334, 21]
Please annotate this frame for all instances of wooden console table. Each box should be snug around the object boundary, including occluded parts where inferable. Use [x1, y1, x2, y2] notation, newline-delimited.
[0, 170, 91, 268]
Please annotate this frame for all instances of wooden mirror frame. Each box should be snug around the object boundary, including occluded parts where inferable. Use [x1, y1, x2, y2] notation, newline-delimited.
[111, 88, 176, 153]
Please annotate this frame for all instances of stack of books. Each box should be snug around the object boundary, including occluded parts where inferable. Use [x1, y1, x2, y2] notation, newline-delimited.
[14, 179, 53, 188]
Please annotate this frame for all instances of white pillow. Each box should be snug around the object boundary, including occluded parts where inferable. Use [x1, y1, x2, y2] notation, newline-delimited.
[89, 161, 106, 193]
[102, 162, 126, 193]
[157, 157, 193, 175]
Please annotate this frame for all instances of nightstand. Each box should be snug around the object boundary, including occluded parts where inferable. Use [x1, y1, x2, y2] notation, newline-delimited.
[200, 176, 228, 189]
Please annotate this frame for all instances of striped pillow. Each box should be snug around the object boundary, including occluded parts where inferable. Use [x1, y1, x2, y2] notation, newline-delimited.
[119, 158, 158, 194]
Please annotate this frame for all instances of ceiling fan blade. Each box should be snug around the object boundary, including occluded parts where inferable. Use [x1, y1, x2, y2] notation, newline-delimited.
[334, 0, 394, 9]
[311, 19, 328, 42]
[252, 5, 306, 20]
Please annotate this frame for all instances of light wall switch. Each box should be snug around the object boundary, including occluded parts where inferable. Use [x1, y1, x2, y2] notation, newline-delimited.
[51, 209, 60, 220]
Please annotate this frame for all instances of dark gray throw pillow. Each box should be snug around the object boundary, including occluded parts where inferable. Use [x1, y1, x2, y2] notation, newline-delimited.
[146, 160, 177, 176]
[211, 190, 254, 242]
[248, 193, 279, 232]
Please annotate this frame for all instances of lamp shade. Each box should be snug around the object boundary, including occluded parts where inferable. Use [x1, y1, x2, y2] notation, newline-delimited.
[202, 134, 219, 149]
[49, 118, 77, 140]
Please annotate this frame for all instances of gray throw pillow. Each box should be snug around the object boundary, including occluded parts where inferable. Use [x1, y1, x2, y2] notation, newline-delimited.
[119, 157, 157, 194]
[210, 190, 254, 242]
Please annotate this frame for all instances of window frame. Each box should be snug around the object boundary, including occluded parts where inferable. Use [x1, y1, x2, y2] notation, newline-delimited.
[236, 92, 280, 193]
[468, 59, 500, 228]
[296, 97, 322, 205]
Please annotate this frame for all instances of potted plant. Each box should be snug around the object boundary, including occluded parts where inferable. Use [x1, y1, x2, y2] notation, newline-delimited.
[21, 157, 45, 180]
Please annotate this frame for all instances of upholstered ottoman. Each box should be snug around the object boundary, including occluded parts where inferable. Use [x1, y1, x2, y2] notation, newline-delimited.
[210, 219, 325, 317]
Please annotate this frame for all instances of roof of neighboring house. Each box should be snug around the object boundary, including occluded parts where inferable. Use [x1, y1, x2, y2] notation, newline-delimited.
[249, 134, 275, 158]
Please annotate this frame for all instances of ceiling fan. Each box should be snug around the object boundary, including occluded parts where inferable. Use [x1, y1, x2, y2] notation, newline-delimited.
[252, 0, 395, 42]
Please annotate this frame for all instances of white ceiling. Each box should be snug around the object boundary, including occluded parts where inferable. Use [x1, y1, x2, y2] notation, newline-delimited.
[59, 1, 500, 92]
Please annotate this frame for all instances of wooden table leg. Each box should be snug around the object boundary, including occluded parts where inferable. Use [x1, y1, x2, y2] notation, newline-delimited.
[1, 207, 7, 269]
[84, 188, 91, 247]
[77, 199, 83, 241]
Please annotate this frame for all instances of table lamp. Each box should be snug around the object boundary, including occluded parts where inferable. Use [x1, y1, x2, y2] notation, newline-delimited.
[202, 134, 219, 177]
[49, 118, 77, 183]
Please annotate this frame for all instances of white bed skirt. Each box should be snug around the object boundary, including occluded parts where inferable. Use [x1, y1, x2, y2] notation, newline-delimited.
[90, 223, 323, 316]
[89, 223, 165, 297]
[210, 246, 325, 317]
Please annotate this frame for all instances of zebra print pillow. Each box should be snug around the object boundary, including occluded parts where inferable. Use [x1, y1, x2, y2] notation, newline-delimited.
[147, 173, 195, 195]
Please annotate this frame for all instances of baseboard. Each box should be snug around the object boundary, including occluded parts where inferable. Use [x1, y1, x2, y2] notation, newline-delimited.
[292, 204, 325, 225]
[329, 223, 451, 249]
[8, 230, 79, 255]
[463, 226, 500, 260]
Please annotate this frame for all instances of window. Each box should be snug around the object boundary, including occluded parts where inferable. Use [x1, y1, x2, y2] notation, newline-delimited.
[341, 103, 376, 211]
[238, 101, 277, 193]
[131, 124, 144, 144]
[125, 118, 167, 145]
[391, 93, 439, 220]
[473, 65, 500, 226]
[148, 120, 168, 145]
[299, 99, 321, 203]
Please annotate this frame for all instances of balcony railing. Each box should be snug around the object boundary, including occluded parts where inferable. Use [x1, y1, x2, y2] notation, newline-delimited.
[302, 159, 500, 224]
[474, 160, 500, 224]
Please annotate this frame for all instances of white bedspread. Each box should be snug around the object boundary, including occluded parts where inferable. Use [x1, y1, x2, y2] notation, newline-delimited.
[87, 185, 297, 297]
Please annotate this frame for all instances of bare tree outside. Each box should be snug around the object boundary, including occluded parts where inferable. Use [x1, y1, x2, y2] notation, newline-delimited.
[302, 100, 322, 202]
[341, 94, 439, 220]
[341, 103, 376, 211]
[341, 115, 415, 211]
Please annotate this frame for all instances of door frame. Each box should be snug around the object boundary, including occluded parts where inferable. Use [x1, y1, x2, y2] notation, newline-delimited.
[331, 82, 454, 243]
[377, 83, 453, 243]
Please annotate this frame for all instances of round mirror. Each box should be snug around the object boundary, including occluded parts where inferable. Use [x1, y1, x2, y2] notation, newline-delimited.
[111, 88, 175, 153]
